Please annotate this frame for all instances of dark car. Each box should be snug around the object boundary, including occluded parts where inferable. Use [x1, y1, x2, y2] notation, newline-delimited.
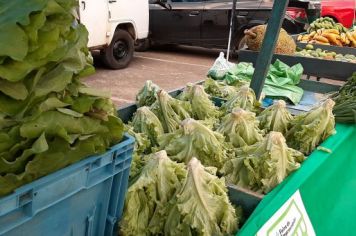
[137, 0, 320, 51]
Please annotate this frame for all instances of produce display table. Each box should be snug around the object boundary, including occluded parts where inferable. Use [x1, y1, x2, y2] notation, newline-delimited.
[238, 124, 356, 235]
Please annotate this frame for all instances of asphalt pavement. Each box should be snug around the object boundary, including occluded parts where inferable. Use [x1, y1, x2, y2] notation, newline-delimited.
[85, 46, 236, 107]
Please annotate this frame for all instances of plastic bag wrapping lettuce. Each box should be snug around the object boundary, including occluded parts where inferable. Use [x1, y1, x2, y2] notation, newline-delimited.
[0, 0, 124, 197]
[214, 60, 304, 105]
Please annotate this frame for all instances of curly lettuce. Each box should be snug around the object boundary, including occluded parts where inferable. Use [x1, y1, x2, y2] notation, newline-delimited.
[217, 108, 263, 148]
[159, 118, 231, 169]
[222, 132, 305, 193]
[203, 78, 237, 99]
[257, 100, 293, 135]
[120, 150, 187, 236]
[221, 85, 260, 113]
[165, 158, 239, 236]
[131, 106, 164, 147]
[136, 80, 160, 107]
[151, 90, 192, 133]
[190, 85, 220, 120]
[286, 99, 336, 154]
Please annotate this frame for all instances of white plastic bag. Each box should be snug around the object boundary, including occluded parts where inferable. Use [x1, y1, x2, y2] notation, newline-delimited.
[207, 52, 234, 80]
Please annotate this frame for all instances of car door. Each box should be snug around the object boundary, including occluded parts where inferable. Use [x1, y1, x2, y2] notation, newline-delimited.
[150, 0, 204, 45]
[201, 0, 267, 48]
[79, 0, 108, 47]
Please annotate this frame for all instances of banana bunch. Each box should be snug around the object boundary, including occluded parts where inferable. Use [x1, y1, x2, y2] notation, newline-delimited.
[297, 28, 356, 48]
[307, 17, 348, 34]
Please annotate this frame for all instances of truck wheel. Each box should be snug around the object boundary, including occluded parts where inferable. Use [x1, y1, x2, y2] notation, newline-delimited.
[135, 39, 151, 52]
[101, 29, 134, 69]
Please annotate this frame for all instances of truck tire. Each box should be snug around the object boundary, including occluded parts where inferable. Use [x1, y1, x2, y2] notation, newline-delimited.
[101, 29, 134, 69]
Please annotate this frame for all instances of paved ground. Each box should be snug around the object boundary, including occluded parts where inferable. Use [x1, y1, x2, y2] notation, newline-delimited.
[85, 46, 236, 107]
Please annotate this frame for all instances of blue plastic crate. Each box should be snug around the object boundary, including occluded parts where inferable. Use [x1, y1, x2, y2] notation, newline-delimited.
[0, 134, 134, 236]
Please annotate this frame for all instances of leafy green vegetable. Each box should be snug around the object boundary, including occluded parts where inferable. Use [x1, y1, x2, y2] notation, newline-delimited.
[222, 132, 305, 193]
[203, 78, 237, 99]
[257, 100, 293, 135]
[0, 0, 124, 197]
[177, 83, 194, 101]
[286, 99, 336, 155]
[165, 157, 239, 236]
[131, 106, 164, 147]
[190, 85, 220, 120]
[136, 80, 160, 107]
[221, 85, 261, 113]
[333, 73, 356, 124]
[151, 90, 192, 133]
[159, 118, 231, 169]
[217, 108, 263, 148]
[120, 151, 187, 236]
[126, 127, 151, 180]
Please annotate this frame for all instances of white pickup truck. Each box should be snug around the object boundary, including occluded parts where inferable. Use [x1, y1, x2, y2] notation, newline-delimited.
[78, 0, 150, 69]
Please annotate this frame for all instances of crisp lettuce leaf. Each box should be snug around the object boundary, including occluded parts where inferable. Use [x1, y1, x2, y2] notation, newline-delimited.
[131, 106, 164, 147]
[159, 118, 231, 169]
[151, 90, 191, 133]
[165, 158, 239, 236]
[258, 100, 293, 135]
[221, 85, 261, 113]
[190, 85, 221, 120]
[222, 132, 305, 193]
[217, 108, 263, 148]
[120, 151, 187, 236]
[286, 99, 336, 154]
[136, 80, 160, 107]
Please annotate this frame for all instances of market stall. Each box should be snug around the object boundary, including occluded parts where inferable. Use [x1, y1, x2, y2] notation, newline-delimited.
[1, 0, 356, 235]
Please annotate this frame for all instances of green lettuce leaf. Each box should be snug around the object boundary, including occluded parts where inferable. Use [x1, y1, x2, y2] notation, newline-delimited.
[151, 90, 191, 133]
[131, 106, 164, 147]
[120, 151, 187, 236]
[217, 108, 263, 148]
[221, 85, 261, 113]
[286, 99, 336, 154]
[222, 132, 305, 193]
[136, 80, 160, 107]
[164, 158, 239, 236]
[257, 100, 293, 135]
[159, 118, 231, 169]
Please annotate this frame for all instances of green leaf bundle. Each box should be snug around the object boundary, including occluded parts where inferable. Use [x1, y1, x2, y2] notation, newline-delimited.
[217, 108, 263, 148]
[159, 118, 231, 169]
[222, 132, 305, 193]
[165, 157, 239, 236]
[286, 99, 336, 154]
[120, 150, 187, 236]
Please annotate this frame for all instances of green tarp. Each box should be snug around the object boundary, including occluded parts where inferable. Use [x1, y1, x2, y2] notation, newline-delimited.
[224, 60, 304, 105]
[238, 124, 356, 235]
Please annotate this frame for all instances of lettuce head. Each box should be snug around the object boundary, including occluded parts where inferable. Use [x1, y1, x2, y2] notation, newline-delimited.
[164, 157, 239, 236]
[217, 108, 263, 148]
[258, 100, 293, 135]
[131, 106, 164, 147]
[136, 80, 160, 107]
[286, 99, 336, 154]
[120, 150, 187, 236]
[222, 131, 305, 193]
[159, 118, 231, 169]
[151, 90, 192, 133]
[221, 85, 260, 113]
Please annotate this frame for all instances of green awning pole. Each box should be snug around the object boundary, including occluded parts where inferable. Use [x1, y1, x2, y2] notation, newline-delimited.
[250, 0, 290, 99]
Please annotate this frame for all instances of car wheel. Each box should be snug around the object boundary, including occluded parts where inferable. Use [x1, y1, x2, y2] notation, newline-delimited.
[101, 29, 134, 69]
[135, 39, 151, 52]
